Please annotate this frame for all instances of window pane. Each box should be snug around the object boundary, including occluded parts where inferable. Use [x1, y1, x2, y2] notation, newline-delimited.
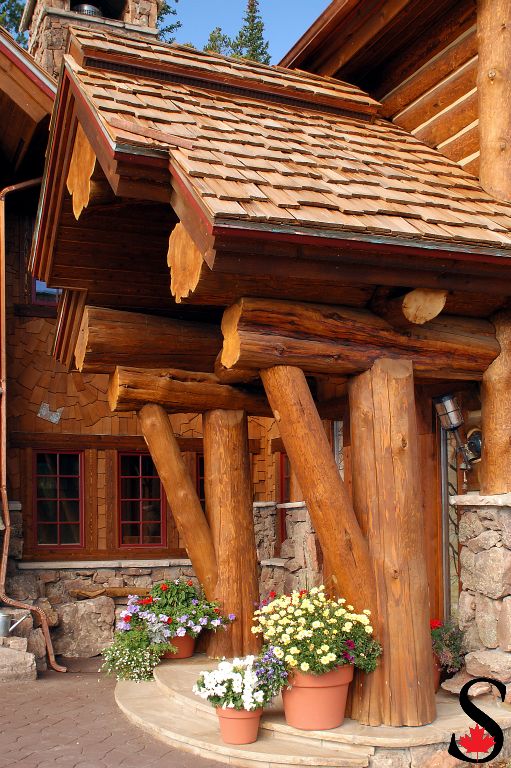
[37, 453, 57, 476]
[60, 524, 80, 545]
[121, 523, 141, 545]
[37, 524, 58, 545]
[141, 455, 157, 476]
[121, 501, 140, 523]
[141, 477, 160, 499]
[121, 455, 141, 476]
[120, 477, 140, 499]
[142, 501, 161, 522]
[60, 500, 80, 523]
[59, 454, 79, 476]
[59, 477, 80, 499]
[37, 500, 57, 523]
[142, 523, 161, 545]
[37, 476, 57, 498]
[34, 279, 60, 305]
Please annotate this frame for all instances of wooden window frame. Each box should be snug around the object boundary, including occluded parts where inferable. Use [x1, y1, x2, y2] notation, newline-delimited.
[32, 450, 85, 550]
[118, 452, 167, 549]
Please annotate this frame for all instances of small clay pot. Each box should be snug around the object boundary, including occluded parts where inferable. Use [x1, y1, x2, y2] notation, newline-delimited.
[163, 633, 196, 659]
[216, 707, 262, 745]
[282, 664, 354, 730]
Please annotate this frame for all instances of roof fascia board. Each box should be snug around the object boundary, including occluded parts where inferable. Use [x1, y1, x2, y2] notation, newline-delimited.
[0, 28, 56, 101]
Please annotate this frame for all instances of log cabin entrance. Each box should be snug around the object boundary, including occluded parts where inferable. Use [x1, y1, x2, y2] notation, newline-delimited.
[28, 28, 511, 726]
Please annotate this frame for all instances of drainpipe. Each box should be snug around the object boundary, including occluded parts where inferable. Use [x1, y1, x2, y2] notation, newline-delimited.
[0, 179, 66, 673]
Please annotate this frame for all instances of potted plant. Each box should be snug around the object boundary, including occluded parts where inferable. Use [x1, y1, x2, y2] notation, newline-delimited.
[251, 586, 382, 730]
[140, 579, 235, 659]
[430, 618, 464, 692]
[102, 598, 173, 681]
[193, 647, 288, 745]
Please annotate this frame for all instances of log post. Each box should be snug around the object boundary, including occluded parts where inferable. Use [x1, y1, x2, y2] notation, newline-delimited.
[260, 365, 376, 613]
[481, 311, 511, 493]
[349, 359, 436, 726]
[138, 404, 217, 599]
[203, 410, 261, 657]
[478, 0, 511, 202]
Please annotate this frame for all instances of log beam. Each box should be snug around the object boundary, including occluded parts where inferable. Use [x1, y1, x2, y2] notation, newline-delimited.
[203, 410, 261, 658]
[349, 359, 436, 727]
[477, 0, 511, 202]
[481, 311, 511, 493]
[138, 404, 217, 598]
[372, 288, 448, 329]
[260, 365, 376, 613]
[221, 298, 499, 380]
[75, 306, 222, 373]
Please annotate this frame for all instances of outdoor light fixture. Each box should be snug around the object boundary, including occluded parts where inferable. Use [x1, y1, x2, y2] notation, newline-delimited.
[433, 394, 473, 471]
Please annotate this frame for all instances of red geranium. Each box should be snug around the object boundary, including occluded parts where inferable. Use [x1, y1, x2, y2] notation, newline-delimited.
[138, 597, 153, 605]
[430, 619, 443, 630]
[187, 580, 194, 587]
[166, 617, 173, 624]
[214, 607, 221, 614]
[268, 591, 276, 600]
[124, 614, 131, 623]
[160, 584, 169, 592]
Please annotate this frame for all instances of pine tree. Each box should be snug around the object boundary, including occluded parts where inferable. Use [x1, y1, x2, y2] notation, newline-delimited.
[231, 0, 270, 65]
[156, 0, 181, 43]
[204, 26, 232, 57]
[0, 0, 27, 46]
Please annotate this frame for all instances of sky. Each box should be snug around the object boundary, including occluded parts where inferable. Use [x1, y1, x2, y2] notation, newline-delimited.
[172, 1, 331, 64]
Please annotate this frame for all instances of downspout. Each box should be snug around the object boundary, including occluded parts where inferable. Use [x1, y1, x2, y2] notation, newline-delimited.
[0, 179, 66, 673]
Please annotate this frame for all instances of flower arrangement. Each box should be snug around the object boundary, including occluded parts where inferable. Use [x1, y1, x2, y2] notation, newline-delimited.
[251, 586, 382, 675]
[193, 647, 289, 711]
[101, 623, 169, 682]
[116, 579, 234, 639]
[430, 618, 464, 674]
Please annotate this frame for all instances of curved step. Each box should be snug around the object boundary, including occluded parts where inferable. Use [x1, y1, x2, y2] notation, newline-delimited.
[116, 680, 372, 768]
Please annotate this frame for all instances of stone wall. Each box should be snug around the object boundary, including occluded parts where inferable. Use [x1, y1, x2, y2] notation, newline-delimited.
[453, 492, 511, 697]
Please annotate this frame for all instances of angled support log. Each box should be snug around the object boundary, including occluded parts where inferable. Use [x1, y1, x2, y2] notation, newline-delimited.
[349, 359, 436, 727]
[481, 311, 511, 493]
[260, 365, 376, 613]
[221, 298, 499, 381]
[203, 410, 261, 658]
[109, 367, 272, 416]
[139, 404, 217, 599]
[75, 306, 222, 373]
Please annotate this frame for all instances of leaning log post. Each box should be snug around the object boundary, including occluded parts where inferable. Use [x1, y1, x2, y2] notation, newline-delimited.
[260, 365, 376, 614]
[138, 404, 217, 599]
[481, 311, 511, 494]
[478, 0, 511, 202]
[349, 359, 436, 726]
[203, 410, 261, 657]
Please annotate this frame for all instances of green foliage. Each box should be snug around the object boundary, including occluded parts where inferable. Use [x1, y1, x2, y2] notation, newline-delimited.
[0, 0, 27, 47]
[203, 0, 270, 65]
[157, 0, 181, 43]
[431, 619, 464, 674]
[101, 626, 170, 682]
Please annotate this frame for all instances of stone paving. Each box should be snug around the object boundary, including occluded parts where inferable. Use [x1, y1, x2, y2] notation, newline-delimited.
[0, 657, 227, 768]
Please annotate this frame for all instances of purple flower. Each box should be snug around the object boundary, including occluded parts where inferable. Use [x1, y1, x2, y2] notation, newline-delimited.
[211, 619, 221, 628]
[228, 613, 236, 621]
[191, 599, 199, 606]
[199, 617, 208, 626]
[176, 627, 187, 637]
[345, 639, 355, 650]
[178, 615, 189, 623]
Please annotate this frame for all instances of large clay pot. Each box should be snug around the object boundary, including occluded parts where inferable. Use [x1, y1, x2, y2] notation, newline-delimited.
[433, 653, 442, 693]
[216, 707, 262, 745]
[282, 665, 354, 730]
[163, 633, 196, 659]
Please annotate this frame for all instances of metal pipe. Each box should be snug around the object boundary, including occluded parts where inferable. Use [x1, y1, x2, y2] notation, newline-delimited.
[0, 179, 66, 673]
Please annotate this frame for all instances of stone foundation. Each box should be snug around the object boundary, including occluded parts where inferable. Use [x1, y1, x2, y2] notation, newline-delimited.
[452, 492, 511, 698]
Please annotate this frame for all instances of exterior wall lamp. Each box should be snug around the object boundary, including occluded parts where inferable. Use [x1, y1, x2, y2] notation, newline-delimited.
[433, 394, 475, 471]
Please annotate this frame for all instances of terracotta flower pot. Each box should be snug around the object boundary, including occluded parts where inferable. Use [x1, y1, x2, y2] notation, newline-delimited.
[163, 633, 196, 659]
[216, 707, 262, 745]
[282, 664, 354, 731]
[433, 653, 442, 693]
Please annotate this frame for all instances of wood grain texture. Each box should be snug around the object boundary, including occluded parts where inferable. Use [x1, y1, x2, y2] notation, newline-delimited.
[75, 306, 222, 373]
[203, 410, 261, 657]
[477, 0, 511, 201]
[481, 311, 511, 493]
[261, 365, 376, 613]
[372, 288, 448, 329]
[66, 123, 97, 220]
[167, 222, 208, 304]
[221, 298, 499, 381]
[109, 366, 272, 416]
[139, 404, 217, 598]
[349, 359, 436, 727]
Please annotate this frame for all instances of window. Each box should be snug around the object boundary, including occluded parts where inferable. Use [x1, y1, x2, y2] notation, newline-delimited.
[119, 454, 166, 547]
[34, 452, 82, 546]
[31, 278, 61, 306]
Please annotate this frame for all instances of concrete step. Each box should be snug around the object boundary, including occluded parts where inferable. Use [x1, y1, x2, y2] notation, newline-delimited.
[116, 680, 372, 768]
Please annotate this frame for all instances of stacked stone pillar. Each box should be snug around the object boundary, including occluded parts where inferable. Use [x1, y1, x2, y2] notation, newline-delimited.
[454, 492, 511, 689]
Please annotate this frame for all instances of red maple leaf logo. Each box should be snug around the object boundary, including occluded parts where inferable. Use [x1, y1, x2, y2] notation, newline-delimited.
[458, 724, 495, 759]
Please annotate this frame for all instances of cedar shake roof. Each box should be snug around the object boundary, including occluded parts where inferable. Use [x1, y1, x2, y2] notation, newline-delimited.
[62, 28, 511, 252]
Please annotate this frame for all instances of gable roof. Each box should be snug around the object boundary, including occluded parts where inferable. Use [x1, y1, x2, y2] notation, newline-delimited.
[0, 26, 56, 103]
[55, 26, 511, 256]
